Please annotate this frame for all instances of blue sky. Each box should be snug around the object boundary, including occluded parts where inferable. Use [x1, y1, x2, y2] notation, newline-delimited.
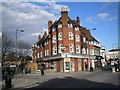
[56, 2, 118, 51]
[2, 1, 118, 52]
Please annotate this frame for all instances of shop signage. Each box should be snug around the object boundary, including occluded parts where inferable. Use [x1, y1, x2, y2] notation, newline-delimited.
[88, 60, 92, 62]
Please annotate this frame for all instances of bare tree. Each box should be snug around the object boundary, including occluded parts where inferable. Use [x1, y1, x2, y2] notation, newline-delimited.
[17, 40, 31, 58]
[2, 33, 15, 61]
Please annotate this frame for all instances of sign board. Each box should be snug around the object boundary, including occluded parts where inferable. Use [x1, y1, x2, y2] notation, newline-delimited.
[88, 60, 92, 62]
[10, 65, 16, 67]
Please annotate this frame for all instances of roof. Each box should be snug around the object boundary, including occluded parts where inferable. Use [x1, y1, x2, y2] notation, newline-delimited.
[109, 49, 120, 52]
[37, 15, 99, 45]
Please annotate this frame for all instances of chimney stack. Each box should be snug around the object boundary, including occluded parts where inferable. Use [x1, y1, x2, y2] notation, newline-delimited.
[38, 35, 41, 41]
[48, 21, 52, 34]
[61, 6, 69, 27]
[76, 16, 80, 25]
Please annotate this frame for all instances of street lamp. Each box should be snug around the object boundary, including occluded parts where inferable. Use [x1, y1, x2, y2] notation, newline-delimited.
[16, 29, 24, 58]
[15, 29, 24, 73]
[88, 28, 96, 71]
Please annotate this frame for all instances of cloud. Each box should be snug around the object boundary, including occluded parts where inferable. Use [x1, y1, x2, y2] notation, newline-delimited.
[85, 16, 99, 24]
[97, 13, 109, 20]
[108, 16, 117, 21]
[2, 2, 67, 46]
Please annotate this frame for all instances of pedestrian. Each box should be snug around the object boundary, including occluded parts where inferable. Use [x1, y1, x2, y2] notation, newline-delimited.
[85, 63, 88, 71]
[4, 70, 12, 88]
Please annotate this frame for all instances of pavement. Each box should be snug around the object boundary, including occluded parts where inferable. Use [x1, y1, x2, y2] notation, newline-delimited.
[1, 67, 118, 89]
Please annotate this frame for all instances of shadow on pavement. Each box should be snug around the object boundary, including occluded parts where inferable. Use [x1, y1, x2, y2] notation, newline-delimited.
[22, 76, 119, 89]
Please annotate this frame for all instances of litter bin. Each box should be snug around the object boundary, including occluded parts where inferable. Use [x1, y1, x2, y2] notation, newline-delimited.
[112, 67, 115, 72]
[90, 67, 93, 72]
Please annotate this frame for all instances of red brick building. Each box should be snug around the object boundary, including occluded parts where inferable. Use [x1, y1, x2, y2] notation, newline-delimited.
[32, 7, 101, 72]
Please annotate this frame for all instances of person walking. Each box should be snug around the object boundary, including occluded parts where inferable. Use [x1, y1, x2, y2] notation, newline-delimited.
[4, 69, 12, 88]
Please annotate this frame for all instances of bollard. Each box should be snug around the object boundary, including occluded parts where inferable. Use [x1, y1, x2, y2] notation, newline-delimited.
[112, 67, 115, 72]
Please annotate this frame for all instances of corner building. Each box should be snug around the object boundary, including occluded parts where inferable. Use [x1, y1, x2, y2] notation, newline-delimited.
[32, 7, 101, 72]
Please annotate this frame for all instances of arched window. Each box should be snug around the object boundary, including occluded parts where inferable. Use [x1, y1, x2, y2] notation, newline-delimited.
[58, 44, 63, 53]
[53, 46, 57, 55]
[58, 32, 62, 40]
[76, 45, 80, 53]
[69, 32, 74, 40]
[52, 36, 56, 43]
[76, 35, 80, 42]
[69, 44, 74, 52]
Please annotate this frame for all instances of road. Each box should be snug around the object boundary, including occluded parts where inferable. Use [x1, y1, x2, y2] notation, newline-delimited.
[5, 66, 119, 90]
[23, 71, 119, 89]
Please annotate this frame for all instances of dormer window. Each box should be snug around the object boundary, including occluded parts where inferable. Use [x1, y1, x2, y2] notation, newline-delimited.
[52, 27, 56, 32]
[75, 27, 79, 31]
[58, 24, 62, 28]
[68, 23, 73, 27]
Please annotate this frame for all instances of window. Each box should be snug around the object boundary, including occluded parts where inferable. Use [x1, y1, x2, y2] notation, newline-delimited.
[69, 44, 74, 52]
[75, 27, 79, 31]
[68, 23, 73, 27]
[58, 24, 62, 28]
[83, 37, 86, 43]
[52, 27, 56, 32]
[76, 45, 80, 53]
[82, 47, 86, 54]
[46, 40, 48, 44]
[58, 44, 63, 53]
[76, 35, 80, 42]
[69, 32, 74, 40]
[37, 53, 39, 58]
[40, 52, 42, 57]
[47, 49, 49, 56]
[45, 50, 47, 56]
[53, 46, 57, 55]
[58, 32, 62, 40]
[52, 36, 56, 43]
[87, 48, 89, 54]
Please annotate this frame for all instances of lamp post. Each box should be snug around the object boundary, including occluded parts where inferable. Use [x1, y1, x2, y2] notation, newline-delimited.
[16, 29, 24, 58]
[15, 29, 24, 73]
[88, 28, 96, 71]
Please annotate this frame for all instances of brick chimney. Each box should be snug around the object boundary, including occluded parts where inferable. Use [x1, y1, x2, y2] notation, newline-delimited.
[48, 21, 52, 34]
[61, 6, 69, 27]
[76, 16, 80, 25]
[38, 35, 41, 41]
